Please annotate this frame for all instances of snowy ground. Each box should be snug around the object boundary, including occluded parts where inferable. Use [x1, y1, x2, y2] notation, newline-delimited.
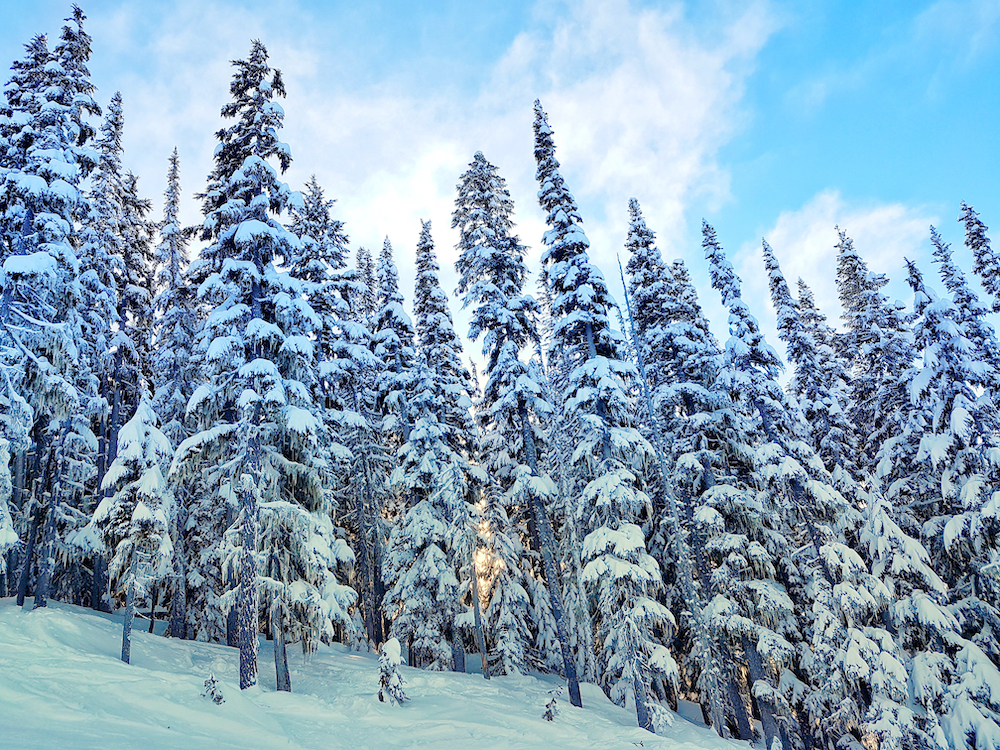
[0, 598, 744, 750]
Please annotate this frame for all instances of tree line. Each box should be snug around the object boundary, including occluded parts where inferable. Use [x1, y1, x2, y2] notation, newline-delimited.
[0, 7, 998, 749]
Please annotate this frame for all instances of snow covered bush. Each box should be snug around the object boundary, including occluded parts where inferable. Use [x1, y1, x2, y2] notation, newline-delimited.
[378, 638, 408, 705]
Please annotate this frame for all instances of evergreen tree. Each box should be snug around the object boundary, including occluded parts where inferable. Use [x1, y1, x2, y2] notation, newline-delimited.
[151, 148, 198, 637]
[378, 637, 408, 704]
[406, 219, 479, 670]
[288, 174, 348, 275]
[534, 102, 669, 725]
[0, 6, 100, 611]
[704, 223, 863, 750]
[960, 202, 1000, 312]
[176, 40, 321, 689]
[354, 245, 377, 326]
[453, 149, 580, 699]
[373, 236, 415, 448]
[412, 220, 477, 459]
[763, 240, 857, 486]
[836, 227, 915, 478]
[930, 225, 1000, 383]
[88, 399, 174, 664]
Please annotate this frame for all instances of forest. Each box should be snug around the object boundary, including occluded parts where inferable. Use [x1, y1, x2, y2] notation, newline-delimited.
[0, 6, 998, 749]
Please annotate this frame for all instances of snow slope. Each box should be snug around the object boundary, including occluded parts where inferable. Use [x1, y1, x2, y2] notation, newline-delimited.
[0, 599, 743, 750]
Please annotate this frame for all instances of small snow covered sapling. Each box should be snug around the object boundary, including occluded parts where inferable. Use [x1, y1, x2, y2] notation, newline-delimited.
[202, 673, 225, 704]
[378, 638, 408, 705]
[543, 687, 562, 721]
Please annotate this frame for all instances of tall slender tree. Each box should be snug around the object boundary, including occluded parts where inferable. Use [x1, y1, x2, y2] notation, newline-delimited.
[534, 103, 670, 726]
[175, 40, 319, 689]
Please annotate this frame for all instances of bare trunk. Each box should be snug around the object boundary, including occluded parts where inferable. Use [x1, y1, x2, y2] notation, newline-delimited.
[273, 605, 291, 692]
[471, 563, 490, 679]
[121, 570, 137, 664]
[743, 634, 783, 750]
[519, 402, 582, 708]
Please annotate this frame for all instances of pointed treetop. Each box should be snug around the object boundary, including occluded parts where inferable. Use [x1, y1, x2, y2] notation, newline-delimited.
[960, 201, 1000, 311]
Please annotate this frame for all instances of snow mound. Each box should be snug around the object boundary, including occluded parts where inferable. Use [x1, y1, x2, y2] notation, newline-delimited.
[0, 599, 746, 750]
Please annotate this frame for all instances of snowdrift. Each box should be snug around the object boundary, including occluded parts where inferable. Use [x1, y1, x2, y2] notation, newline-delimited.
[0, 598, 745, 750]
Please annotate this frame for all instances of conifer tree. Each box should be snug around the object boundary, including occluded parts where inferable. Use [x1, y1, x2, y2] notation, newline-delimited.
[355, 245, 377, 326]
[704, 224, 864, 750]
[289, 175, 348, 275]
[152, 148, 198, 637]
[960, 202, 1000, 312]
[534, 102, 669, 725]
[413, 220, 477, 458]
[88, 399, 174, 664]
[454, 149, 581, 703]
[930, 225, 1000, 381]
[176, 40, 320, 689]
[763, 241, 857, 486]
[373, 237, 415, 448]
[407, 219, 479, 670]
[0, 6, 100, 611]
[836, 228, 915, 478]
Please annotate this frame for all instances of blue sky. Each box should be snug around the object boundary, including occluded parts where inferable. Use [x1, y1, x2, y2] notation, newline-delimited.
[3, 0, 999, 365]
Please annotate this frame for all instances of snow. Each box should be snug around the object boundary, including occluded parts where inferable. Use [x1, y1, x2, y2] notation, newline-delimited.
[3, 251, 57, 279]
[0, 600, 745, 750]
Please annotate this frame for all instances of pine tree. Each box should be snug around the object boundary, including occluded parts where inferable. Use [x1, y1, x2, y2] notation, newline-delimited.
[763, 240, 857, 486]
[836, 227, 915, 478]
[960, 202, 1000, 312]
[930, 225, 1000, 383]
[412, 220, 477, 459]
[373, 236, 416, 448]
[355, 245, 377, 326]
[288, 175, 348, 275]
[88, 399, 174, 664]
[704, 223, 864, 750]
[534, 102, 669, 725]
[151, 148, 197, 637]
[176, 40, 320, 689]
[382, 357, 458, 669]
[453, 149, 580, 699]
[405, 219, 479, 670]
[0, 6, 101, 611]
[378, 637, 409, 704]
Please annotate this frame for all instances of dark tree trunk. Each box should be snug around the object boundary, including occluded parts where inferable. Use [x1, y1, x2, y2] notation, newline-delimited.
[519, 402, 582, 708]
[273, 605, 291, 692]
[148, 585, 158, 633]
[168, 506, 188, 639]
[743, 634, 783, 750]
[121, 570, 137, 664]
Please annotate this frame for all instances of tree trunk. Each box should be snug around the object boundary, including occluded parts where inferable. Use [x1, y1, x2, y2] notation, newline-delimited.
[273, 605, 291, 692]
[742, 634, 783, 750]
[33, 420, 72, 610]
[450, 621, 466, 673]
[519, 402, 582, 708]
[18, 431, 59, 607]
[631, 645, 655, 733]
[238, 477, 260, 690]
[168, 506, 188, 639]
[16, 503, 41, 606]
[471, 559, 490, 680]
[148, 585, 158, 633]
[121, 570, 137, 664]
[226, 501, 238, 648]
